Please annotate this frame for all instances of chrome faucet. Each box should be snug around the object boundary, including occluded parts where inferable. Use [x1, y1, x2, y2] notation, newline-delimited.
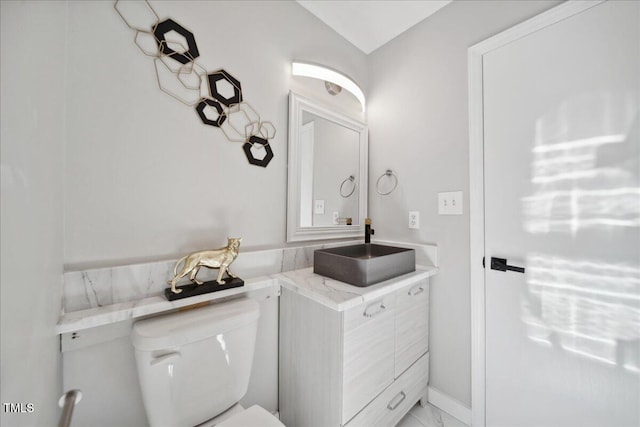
[365, 218, 374, 243]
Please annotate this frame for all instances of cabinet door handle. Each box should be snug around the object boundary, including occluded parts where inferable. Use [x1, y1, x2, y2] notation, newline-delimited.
[363, 301, 386, 318]
[387, 391, 406, 410]
[408, 285, 424, 296]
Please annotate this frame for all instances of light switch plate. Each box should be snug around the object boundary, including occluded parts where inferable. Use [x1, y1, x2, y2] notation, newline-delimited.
[314, 200, 325, 215]
[438, 191, 463, 215]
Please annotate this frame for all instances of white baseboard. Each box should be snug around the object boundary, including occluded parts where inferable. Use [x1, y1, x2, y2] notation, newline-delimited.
[427, 386, 472, 426]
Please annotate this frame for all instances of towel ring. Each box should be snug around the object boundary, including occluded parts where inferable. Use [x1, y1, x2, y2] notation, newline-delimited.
[376, 170, 398, 195]
[340, 175, 356, 198]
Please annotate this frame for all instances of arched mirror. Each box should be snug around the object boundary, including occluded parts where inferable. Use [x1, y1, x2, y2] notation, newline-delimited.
[287, 92, 368, 242]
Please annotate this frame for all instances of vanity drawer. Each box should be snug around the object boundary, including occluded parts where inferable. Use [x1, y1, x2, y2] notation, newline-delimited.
[395, 279, 429, 376]
[343, 294, 395, 331]
[342, 295, 395, 423]
[345, 352, 429, 427]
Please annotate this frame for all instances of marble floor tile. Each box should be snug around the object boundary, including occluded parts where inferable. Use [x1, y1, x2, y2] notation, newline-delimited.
[397, 403, 468, 427]
[396, 412, 427, 427]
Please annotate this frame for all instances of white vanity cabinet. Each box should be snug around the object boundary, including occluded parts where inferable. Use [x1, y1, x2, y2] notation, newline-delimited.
[279, 270, 431, 427]
[342, 293, 396, 422]
[394, 281, 429, 376]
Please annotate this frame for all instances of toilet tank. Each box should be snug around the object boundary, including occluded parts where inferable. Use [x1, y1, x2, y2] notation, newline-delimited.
[131, 297, 260, 427]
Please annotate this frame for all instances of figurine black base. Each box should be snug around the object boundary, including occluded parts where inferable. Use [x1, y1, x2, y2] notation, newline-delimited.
[164, 277, 244, 301]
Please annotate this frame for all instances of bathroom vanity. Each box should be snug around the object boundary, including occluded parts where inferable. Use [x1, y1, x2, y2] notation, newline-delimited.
[278, 266, 435, 427]
[56, 241, 436, 426]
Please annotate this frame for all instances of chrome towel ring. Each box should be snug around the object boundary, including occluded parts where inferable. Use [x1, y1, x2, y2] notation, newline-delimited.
[340, 175, 356, 198]
[376, 170, 398, 195]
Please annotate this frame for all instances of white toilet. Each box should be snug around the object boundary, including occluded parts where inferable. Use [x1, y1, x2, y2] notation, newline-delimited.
[131, 297, 284, 427]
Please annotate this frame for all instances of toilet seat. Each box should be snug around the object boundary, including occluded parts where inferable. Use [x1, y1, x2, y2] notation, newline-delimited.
[215, 405, 284, 427]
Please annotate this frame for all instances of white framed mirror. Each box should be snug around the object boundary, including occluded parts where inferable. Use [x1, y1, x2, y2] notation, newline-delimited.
[287, 91, 368, 242]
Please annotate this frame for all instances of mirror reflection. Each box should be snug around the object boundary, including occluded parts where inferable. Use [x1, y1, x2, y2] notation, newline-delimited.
[299, 111, 360, 227]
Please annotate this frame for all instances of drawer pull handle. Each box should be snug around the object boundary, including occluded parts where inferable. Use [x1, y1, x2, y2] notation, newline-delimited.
[408, 286, 424, 296]
[363, 301, 386, 317]
[387, 391, 406, 410]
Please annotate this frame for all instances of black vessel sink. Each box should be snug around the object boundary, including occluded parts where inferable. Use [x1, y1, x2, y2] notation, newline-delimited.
[314, 244, 416, 287]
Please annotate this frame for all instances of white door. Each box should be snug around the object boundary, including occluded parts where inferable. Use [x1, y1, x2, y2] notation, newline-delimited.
[476, 1, 639, 426]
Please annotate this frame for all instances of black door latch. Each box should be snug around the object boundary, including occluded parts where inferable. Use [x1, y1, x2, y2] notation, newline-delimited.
[490, 257, 525, 274]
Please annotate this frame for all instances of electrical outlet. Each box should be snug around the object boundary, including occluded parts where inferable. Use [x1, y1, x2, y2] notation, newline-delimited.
[409, 211, 420, 229]
[438, 191, 463, 215]
[332, 211, 339, 224]
[314, 200, 325, 215]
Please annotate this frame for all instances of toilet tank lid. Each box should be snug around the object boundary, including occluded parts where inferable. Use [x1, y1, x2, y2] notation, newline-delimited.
[131, 297, 259, 351]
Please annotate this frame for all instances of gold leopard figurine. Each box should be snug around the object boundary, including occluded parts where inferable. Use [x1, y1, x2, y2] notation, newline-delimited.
[168, 237, 242, 294]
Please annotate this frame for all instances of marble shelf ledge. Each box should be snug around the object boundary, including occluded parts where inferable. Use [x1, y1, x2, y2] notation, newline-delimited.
[56, 277, 278, 335]
[276, 265, 438, 312]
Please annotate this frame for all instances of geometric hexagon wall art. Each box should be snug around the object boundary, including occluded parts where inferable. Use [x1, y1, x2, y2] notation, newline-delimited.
[113, 0, 275, 168]
[114, 0, 159, 32]
[219, 102, 260, 143]
[153, 19, 200, 65]
[196, 99, 227, 127]
[243, 136, 274, 168]
[154, 58, 202, 106]
[208, 70, 242, 107]
[134, 30, 161, 57]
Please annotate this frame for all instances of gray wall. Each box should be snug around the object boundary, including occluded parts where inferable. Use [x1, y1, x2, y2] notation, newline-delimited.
[367, 0, 561, 407]
[64, 0, 367, 269]
[0, 1, 67, 426]
[1, 0, 366, 424]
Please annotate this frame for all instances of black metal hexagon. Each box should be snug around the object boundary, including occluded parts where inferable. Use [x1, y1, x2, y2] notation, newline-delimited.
[208, 69, 242, 107]
[243, 136, 273, 167]
[153, 19, 199, 65]
[195, 99, 226, 127]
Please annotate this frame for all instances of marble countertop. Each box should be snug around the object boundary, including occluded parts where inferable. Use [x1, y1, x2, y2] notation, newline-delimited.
[57, 241, 438, 334]
[276, 265, 438, 312]
[56, 277, 278, 334]
[57, 266, 438, 333]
